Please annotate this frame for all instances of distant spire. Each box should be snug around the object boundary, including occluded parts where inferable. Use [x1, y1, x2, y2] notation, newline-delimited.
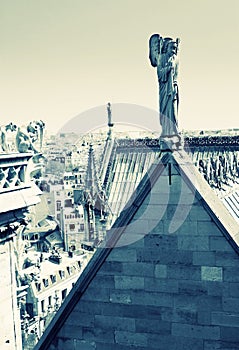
[107, 102, 114, 128]
[107, 102, 114, 141]
[85, 143, 106, 204]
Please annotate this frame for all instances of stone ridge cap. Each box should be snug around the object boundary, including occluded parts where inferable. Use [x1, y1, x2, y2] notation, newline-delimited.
[34, 152, 170, 350]
[174, 150, 239, 250]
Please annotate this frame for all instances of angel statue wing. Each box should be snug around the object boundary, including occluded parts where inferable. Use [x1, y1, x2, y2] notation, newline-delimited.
[149, 34, 163, 67]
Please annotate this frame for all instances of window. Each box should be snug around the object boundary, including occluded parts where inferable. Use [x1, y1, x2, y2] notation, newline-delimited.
[56, 200, 61, 211]
[59, 270, 65, 279]
[80, 223, 84, 231]
[41, 300, 45, 313]
[43, 278, 49, 288]
[65, 199, 72, 208]
[35, 282, 41, 292]
[62, 289, 67, 301]
[69, 224, 75, 231]
[50, 274, 56, 283]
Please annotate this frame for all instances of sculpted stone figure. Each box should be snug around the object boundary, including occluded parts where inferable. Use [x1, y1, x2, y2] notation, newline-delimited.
[27, 120, 45, 150]
[149, 34, 181, 148]
[0, 122, 17, 152]
[16, 126, 38, 153]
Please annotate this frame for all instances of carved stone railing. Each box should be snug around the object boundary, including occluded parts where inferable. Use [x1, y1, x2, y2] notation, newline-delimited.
[184, 135, 239, 149]
[0, 153, 33, 192]
[0, 152, 42, 243]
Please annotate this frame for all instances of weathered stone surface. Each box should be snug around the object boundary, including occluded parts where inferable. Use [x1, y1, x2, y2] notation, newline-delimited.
[211, 312, 239, 327]
[178, 235, 209, 250]
[193, 251, 216, 266]
[201, 266, 223, 281]
[171, 323, 220, 340]
[115, 330, 148, 347]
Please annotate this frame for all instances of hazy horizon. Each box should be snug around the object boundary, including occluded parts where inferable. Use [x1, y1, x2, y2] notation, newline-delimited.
[0, 0, 238, 133]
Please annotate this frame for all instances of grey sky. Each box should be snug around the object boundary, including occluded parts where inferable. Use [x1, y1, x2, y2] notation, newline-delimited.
[0, 0, 238, 133]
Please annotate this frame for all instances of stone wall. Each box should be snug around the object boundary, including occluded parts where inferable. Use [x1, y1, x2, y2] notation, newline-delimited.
[40, 155, 239, 350]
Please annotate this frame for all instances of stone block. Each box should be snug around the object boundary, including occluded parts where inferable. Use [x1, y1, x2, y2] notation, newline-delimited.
[119, 303, 155, 319]
[151, 177, 172, 194]
[189, 206, 212, 221]
[211, 311, 239, 327]
[94, 315, 135, 332]
[222, 298, 239, 312]
[197, 221, 222, 236]
[67, 312, 94, 327]
[114, 275, 144, 290]
[201, 266, 223, 282]
[98, 261, 123, 275]
[193, 251, 216, 266]
[171, 308, 198, 324]
[157, 250, 193, 265]
[209, 237, 233, 252]
[178, 235, 209, 251]
[95, 343, 147, 350]
[124, 219, 150, 235]
[115, 331, 148, 347]
[224, 267, 239, 282]
[174, 221, 199, 237]
[81, 286, 110, 302]
[148, 334, 203, 350]
[197, 295, 222, 311]
[165, 204, 193, 224]
[229, 282, 239, 297]
[221, 326, 239, 342]
[91, 275, 115, 289]
[167, 265, 201, 280]
[173, 294, 198, 310]
[207, 281, 229, 297]
[144, 233, 178, 249]
[203, 340, 221, 350]
[109, 290, 132, 304]
[122, 262, 154, 277]
[116, 232, 145, 249]
[107, 248, 137, 262]
[145, 277, 179, 293]
[178, 280, 208, 296]
[197, 311, 211, 325]
[58, 324, 83, 339]
[75, 300, 104, 315]
[171, 323, 220, 340]
[139, 204, 166, 220]
[83, 327, 114, 343]
[57, 338, 96, 350]
[131, 290, 173, 307]
[215, 251, 239, 267]
[220, 341, 239, 349]
[136, 248, 163, 263]
[135, 318, 171, 334]
[155, 264, 167, 278]
[152, 306, 173, 321]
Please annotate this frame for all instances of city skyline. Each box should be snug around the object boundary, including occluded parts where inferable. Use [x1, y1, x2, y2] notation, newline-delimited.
[0, 0, 238, 134]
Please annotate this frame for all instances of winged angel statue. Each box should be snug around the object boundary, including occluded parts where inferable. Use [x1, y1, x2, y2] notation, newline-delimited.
[149, 34, 181, 148]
